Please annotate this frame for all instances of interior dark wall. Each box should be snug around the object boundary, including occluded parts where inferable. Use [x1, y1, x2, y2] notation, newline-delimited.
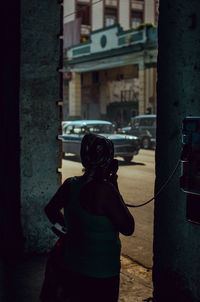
[0, 1, 23, 257]
[0, 3, 24, 300]
[0, 0, 62, 255]
[153, 0, 200, 301]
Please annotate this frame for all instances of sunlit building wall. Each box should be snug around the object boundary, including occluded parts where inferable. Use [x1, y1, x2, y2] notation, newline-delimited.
[62, 0, 158, 122]
[63, 0, 158, 40]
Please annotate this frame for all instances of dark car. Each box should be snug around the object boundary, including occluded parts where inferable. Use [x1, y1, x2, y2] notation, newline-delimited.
[120, 115, 156, 149]
[59, 120, 140, 163]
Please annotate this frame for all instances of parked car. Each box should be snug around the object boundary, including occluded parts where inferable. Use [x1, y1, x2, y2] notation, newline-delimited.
[59, 120, 141, 163]
[62, 121, 70, 129]
[120, 115, 156, 149]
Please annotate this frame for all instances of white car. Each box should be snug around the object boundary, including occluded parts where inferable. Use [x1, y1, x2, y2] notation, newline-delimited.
[59, 120, 141, 163]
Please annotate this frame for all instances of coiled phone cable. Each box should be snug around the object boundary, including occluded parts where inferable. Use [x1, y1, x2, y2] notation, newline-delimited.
[125, 159, 181, 208]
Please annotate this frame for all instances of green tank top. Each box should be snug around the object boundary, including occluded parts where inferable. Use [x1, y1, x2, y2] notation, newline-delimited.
[64, 177, 121, 278]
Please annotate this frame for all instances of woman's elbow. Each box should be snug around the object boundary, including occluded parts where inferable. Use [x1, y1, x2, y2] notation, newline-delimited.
[44, 204, 49, 216]
[121, 219, 135, 236]
[44, 204, 54, 223]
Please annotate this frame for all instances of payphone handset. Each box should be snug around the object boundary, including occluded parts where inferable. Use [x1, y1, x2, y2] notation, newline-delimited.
[180, 116, 200, 195]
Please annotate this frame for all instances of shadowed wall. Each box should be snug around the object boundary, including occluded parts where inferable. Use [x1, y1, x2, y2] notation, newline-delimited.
[19, 0, 62, 252]
[0, 0, 23, 258]
[0, 1, 62, 300]
[154, 0, 200, 301]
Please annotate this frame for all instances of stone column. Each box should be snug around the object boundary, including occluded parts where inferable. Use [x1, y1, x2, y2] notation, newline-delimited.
[144, 0, 155, 24]
[138, 63, 145, 115]
[69, 71, 82, 120]
[92, 0, 104, 30]
[99, 82, 110, 119]
[145, 68, 150, 110]
[145, 67, 155, 113]
[119, 0, 130, 30]
[20, 0, 61, 252]
[153, 0, 200, 301]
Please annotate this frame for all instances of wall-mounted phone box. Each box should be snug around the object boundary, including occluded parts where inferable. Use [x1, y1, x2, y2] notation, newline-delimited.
[180, 116, 200, 196]
[180, 116, 200, 225]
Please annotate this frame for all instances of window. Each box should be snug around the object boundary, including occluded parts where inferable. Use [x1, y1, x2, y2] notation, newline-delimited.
[77, 4, 91, 25]
[131, 11, 143, 28]
[140, 118, 155, 127]
[105, 8, 118, 27]
[86, 124, 114, 134]
[73, 126, 86, 134]
[121, 90, 138, 102]
[64, 125, 73, 134]
[131, 118, 140, 127]
[92, 71, 99, 84]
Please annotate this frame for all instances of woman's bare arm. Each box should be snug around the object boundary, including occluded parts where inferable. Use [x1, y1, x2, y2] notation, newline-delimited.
[44, 178, 71, 227]
[101, 182, 135, 236]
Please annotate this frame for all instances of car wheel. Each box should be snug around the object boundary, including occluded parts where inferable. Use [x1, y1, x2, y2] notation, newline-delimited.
[142, 137, 150, 149]
[123, 156, 133, 163]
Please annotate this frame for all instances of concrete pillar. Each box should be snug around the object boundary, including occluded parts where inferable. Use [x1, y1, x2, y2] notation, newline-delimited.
[153, 0, 200, 301]
[145, 67, 155, 112]
[119, 0, 130, 30]
[63, 0, 75, 23]
[99, 82, 109, 118]
[149, 68, 154, 101]
[138, 63, 145, 115]
[144, 0, 155, 24]
[152, 67, 157, 114]
[145, 68, 149, 110]
[92, 0, 104, 30]
[20, 0, 61, 252]
[69, 71, 82, 119]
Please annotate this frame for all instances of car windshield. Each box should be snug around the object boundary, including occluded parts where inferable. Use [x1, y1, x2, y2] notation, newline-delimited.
[86, 124, 114, 134]
[63, 123, 115, 135]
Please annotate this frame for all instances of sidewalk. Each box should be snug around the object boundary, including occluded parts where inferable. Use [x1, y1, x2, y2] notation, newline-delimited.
[120, 254, 153, 302]
[0, 254, 153, 302]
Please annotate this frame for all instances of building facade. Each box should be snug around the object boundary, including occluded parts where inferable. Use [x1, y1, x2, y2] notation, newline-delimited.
[63, 0, 159, 125]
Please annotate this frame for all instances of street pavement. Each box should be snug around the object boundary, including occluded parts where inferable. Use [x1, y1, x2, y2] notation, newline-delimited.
[0, 254, 153, 302]
[117, 150, 155, 268]
[120, 255, 153, 302]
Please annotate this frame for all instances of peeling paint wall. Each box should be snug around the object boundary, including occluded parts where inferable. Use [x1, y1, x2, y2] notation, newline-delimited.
[154, 0, 200, 301]
[20, 0, 62, 252]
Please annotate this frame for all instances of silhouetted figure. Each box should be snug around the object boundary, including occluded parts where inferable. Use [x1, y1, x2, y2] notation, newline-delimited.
[44, 133, 134, 302]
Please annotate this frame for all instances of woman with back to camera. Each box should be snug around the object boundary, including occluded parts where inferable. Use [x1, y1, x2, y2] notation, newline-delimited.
[44, 133, 135, 302]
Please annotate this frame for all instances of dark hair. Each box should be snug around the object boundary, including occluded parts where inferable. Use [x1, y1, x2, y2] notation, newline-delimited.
[80, 133, 114, 180]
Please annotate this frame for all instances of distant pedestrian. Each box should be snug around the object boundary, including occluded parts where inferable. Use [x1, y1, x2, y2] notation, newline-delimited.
[44, 133, 135, 302]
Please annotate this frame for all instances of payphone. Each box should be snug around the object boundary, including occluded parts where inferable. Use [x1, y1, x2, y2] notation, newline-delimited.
[180, 116, 200, 224]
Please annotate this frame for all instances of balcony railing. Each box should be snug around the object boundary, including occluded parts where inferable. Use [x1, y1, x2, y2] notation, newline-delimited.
[77, 0, 90, 3]
[81, 24, 91, 36]
[105, 0, 118, 7]
[131, 0, 144, 11]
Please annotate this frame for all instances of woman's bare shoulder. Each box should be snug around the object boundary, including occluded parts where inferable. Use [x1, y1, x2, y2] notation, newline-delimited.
[95, 180, 119, 195]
